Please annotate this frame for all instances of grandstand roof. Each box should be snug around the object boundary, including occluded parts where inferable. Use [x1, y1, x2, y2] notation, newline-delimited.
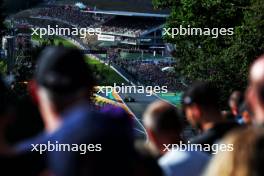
[83, 10, 169, 18]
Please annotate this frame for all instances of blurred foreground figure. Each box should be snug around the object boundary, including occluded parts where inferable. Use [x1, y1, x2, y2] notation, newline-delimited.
[142, 101, 184, 158]
[183, 82, 239, 152]
[143, 101, 210, 176]
[228, 91, 244, 121]
[15, 47, 96, 153]
[0, 75, 12, 155]
[0, 75, 43, 175]
[229, 91, 252, 125]
[247, 55, 264, 125]
[15, 47, 161, 176]
[203, 127, 264, 176]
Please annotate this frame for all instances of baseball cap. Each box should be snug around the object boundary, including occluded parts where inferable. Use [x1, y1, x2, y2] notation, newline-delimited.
[182, 82, 220, 108]
[35, 47, 95, 94]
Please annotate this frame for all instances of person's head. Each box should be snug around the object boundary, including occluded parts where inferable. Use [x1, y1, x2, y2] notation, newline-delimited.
[229, 91, 244, 117]
[143, 101, 184, 154]
[203, 127, 264, 176]
[34, 47, 96, 131]
[246, 55, 264, 124]
[183, 82, 222, 130]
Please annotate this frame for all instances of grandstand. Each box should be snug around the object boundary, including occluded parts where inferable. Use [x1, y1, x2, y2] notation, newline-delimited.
[92, 11, 167, 49]
[7, 4, 183, 90]
[10, 5, 167, 50]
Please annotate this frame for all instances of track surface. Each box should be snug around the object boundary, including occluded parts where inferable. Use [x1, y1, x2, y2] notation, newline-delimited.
[118, 92, 159, 139]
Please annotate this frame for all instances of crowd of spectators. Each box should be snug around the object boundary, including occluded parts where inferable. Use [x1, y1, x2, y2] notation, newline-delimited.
[10, 6, 165, 47]
[33, 6, 164, 37]
[0, 47, 264, 176]
[101, 16, 164, 36]
[36, 6, 103, 28]
[113, 59, 186, 91]
[35, 5, 164, 37]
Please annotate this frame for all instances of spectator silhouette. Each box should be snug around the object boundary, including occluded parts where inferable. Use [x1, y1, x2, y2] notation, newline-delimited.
[142, 100, 210, 176]
[246, 55, 264, 125]
[204, 127, 264, 176]
[183, 82, 239, 152]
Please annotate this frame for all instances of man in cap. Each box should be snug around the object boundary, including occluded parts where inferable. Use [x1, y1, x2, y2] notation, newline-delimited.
[15, 47, 135, 176]
[182, 82, 239, 151]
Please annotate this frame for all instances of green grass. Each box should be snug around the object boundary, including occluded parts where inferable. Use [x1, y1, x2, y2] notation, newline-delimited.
[32, 34, 77, 48]
[85, 57, 127, 85]
[0, 61, 7, 75]
[158, 92, 183, 107]
[52, 36, 78, 48]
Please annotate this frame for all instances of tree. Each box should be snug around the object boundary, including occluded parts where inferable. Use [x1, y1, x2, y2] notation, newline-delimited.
[0, 0, 5, 37]
[3, 0, 42, 13]
[153, 0, 264, 106]
[0, 0, 7, 74]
